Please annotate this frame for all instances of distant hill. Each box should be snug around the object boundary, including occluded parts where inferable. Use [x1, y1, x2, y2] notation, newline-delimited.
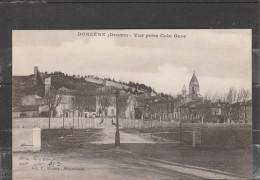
[49, 72, 102, 90]
[12, 71, 166, 108]
[12, 72, 103, 108]
[12, 75, 36, 108]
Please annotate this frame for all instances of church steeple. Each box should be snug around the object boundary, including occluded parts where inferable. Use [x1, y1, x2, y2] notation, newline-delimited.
[189, 71, 200, 98]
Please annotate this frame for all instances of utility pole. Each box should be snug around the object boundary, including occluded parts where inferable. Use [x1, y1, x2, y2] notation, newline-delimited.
[115, 90, 120, 147]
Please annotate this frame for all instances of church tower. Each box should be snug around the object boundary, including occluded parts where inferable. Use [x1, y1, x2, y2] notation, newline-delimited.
[189, 71, 199, 98]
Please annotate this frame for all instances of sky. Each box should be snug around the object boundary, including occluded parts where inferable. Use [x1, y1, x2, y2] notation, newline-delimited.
[12, 29, 252, 96]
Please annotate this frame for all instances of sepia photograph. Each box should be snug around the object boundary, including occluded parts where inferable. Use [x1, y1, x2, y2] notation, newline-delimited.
[12, 29, 252, 179]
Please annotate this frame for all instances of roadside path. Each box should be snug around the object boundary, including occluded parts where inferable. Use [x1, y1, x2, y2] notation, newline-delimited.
[91, 119, 155, 144]
[88, 119, 239, 179]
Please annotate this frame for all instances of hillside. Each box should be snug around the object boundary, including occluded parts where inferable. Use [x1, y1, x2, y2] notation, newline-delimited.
[12, 71, 165, 108]
[12, 72, 103, 108]
[12, 75, 36, 108]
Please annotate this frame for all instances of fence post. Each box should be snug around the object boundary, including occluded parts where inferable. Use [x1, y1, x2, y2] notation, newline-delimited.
[192, 131, 196, 147]
[150, 119, 152, 138]
[143, 120, 146, 136]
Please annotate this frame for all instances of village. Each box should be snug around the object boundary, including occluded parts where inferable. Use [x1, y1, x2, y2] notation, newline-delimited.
[12, 66, 252, 125]
[11, 66, 253, 179]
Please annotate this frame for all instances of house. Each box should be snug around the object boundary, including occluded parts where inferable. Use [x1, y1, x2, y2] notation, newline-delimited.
[229, 100, 252, 123]
[12, 105, 40, 118]
[95, 86, 136, 119]
[54, 87, 75, 117]
[149, 98, 173, 121]
[240, 100, 252, 123]
[177, 100, 202, 122]
[139, 96, 162, 119]
[13, 93, 45, 118]
[21, 94, 44, 106]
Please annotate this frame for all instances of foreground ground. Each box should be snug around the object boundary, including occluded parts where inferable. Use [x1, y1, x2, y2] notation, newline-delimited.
[13, 120, 253, 180]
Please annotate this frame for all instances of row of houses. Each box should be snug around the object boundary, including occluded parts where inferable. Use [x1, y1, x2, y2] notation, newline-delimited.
[139, 97, 252, 123]
[135, 72, 252, 123]
[13, 67, 252, 123]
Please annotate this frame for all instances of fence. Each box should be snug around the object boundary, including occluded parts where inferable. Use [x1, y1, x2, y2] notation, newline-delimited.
[13, 117, 101, 129]
[13, 118, 252, 146]
[13, 117, 252, 129]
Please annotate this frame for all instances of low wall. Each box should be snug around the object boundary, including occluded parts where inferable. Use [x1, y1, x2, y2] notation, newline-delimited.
[13, 118, 252, 146]
[181, 122, 252, 129]
[134, 121, 252, 146]
[119, 119, 142, 129]
[13, 128, 41, 152]
[13, 117, 101, 129]
[201, 128, 252, 146]
[14, 117, 251, 130]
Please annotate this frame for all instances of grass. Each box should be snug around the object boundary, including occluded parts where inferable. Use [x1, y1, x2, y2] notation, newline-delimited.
[41, 128, 103, 152]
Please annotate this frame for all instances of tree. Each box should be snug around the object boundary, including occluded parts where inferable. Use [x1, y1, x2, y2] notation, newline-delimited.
[236, 88, 250, 122]
[43, 87, 64, 129]
[196, 100, 213, 123]
[73, 84, 96, 129]
[117, 94, 132, 119]
[220, 87, 251, 123]
[96, 87, 115, 117]
[237, 88, 250, 103]
[73, 85, 85, 128]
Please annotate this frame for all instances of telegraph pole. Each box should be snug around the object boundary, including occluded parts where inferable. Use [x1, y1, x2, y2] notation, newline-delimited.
[115, 90, 120, 147]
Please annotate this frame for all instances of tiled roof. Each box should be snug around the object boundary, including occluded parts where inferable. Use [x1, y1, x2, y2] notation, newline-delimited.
[178, 100, 202, 108]
[13, 105, 39, 112]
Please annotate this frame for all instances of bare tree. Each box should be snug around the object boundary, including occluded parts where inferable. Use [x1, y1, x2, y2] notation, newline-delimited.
[220, 87, 251, 123]
[117, 93, 131, 119]
[73, 85, 85, 128]
[237, 88, 250, 103]
[195, 100, 213, 123]
[219, 87, 236, 123]
[237, 88, 251, 122]
[96, 87, 115, 118]
[43, 87, 64, 129]
[73, 84, 96, 129]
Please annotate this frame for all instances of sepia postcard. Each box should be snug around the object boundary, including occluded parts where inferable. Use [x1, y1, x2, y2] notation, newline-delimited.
[12, 29, 252, 179]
